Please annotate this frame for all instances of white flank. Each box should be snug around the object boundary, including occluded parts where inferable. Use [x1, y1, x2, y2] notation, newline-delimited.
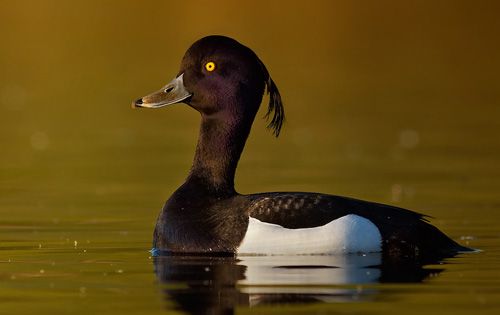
[238, 214, 382, 255]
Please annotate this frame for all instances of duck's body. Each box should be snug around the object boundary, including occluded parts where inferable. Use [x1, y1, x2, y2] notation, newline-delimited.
[135, 35, 471, 261]
[154, 188, 469, 261]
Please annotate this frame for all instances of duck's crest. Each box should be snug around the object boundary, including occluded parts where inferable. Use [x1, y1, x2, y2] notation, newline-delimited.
[259, 59, 284, 137]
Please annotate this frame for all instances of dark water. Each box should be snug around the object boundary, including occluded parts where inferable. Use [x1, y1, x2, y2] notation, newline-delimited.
[1, 1, 500, 314]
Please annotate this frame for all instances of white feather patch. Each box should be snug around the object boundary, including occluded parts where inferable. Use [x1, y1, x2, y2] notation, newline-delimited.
[238, 214, 382, 255]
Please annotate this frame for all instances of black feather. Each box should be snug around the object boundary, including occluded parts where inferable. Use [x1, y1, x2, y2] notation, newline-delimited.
[258, 59, 285, 137]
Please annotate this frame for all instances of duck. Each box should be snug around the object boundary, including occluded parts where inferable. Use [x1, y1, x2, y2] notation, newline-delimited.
[134, 35, 472, 261]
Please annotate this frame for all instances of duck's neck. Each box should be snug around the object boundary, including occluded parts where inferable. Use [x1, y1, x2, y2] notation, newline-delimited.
[186, 111, 252, 195]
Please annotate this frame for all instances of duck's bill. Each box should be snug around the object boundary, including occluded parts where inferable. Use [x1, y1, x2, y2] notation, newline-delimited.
[133, 74, 192, 108]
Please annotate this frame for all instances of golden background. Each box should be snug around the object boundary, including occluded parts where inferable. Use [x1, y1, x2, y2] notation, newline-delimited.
[0, 1, 499, 313]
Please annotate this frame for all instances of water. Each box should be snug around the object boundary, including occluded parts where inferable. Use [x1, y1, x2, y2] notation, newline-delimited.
[1, 1, 500, 314]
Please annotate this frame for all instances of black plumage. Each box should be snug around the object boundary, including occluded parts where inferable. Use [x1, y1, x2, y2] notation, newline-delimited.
[134, 35, 472, 261]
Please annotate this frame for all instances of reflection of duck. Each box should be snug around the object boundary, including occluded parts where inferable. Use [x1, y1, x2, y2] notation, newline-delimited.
[153, 256, 247, 314]
[135, 35, 472, 261]
[153, 255, 443, 313]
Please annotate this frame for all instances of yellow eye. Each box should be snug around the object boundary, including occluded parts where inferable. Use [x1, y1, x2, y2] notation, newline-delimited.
[205, 61, 216, 72]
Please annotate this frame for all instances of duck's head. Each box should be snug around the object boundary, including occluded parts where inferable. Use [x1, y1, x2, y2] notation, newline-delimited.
[134, 35, 284, 136]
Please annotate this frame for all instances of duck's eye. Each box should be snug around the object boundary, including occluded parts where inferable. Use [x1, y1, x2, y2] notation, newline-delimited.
[205, 61, 216, 72]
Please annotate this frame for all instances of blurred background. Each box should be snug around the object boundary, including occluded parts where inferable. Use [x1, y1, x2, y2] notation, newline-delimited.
[1, 0, 500, 234]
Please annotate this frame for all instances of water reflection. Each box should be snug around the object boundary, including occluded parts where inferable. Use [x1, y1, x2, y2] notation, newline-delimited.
[153, 254, 443, 314]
